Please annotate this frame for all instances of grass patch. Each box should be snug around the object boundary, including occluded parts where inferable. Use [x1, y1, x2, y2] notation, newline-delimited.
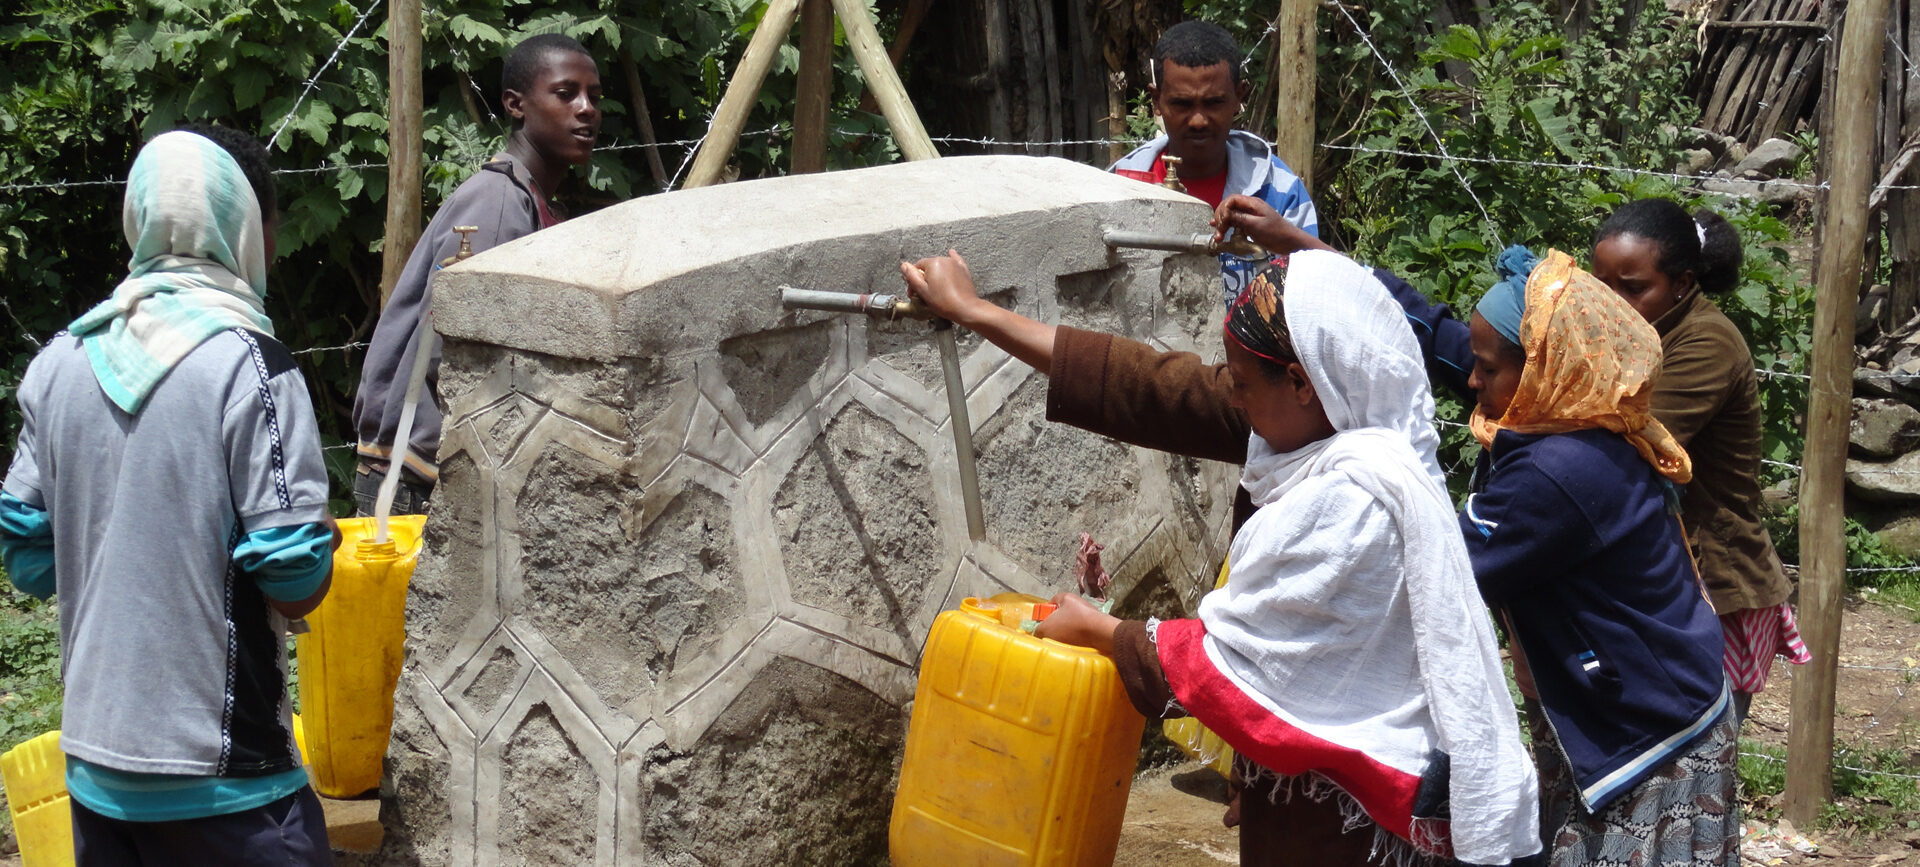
[1822, 742, 1920, 835]
[0, 592, 62, 756]
[1741, 737, 1920, 835]
[0, 582, 63, 853]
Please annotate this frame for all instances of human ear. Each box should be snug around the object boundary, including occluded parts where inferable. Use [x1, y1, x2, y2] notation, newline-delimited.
[1236, 78, 1252, 104]
[1288, 363, 1316, 405]
[502, 88, 526, 120]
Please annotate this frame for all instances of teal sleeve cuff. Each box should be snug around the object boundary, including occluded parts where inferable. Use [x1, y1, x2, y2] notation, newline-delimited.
[0, 492, 54, 599]
[233, 522, 332, 602]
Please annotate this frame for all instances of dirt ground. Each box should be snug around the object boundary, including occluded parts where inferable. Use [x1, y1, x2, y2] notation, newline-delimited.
[1114, 595, 1920, 867]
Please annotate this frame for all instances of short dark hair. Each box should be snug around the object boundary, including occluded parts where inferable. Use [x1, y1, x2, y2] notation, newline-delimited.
[1693, 209, 1743, 295]
[1153, 20, 1242, 87]
[177, 123, 275, 216]
[502, 33, 591, 96]
[1593, 199, 1745, 296]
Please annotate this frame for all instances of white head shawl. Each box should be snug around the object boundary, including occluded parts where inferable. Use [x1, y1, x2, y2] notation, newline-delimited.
[1205, 251, 1540, 864]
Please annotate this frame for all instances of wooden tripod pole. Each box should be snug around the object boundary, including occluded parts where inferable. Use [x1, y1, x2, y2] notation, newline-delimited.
[684, 0, 939, 187]
[683, 0, 804, 189]
[831, 0, 939, 162]
[1783, 0, 1890, 826]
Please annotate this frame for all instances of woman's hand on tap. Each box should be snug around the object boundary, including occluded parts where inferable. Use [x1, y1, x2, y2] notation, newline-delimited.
[900, 249, 985, 325]
[1212, 195, 1334, 256]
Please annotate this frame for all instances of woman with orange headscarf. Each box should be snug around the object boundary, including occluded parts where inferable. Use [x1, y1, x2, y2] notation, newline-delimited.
[1454, 250, 1735, 866]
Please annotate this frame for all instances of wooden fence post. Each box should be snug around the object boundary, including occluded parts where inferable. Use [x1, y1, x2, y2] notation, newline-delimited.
[792, 0, 834, 174]
[618, 48, 669, 191]
[1271, 0, 1317, 192]
[1784, 0, 1891, 826]
[379, 0, 423, 307]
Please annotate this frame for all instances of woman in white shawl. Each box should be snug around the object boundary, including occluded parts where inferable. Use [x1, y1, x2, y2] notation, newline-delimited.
[904, 252, 1539, 866]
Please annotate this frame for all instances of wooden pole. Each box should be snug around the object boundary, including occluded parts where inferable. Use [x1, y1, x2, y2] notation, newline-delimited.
[379, 0, 423, 307]
[1271, 0, 1317, 192]
[683, 0, 804, 189]
[831, 0, 940, 161]
[792, 0, 834, 174]
[617, 48, 669, 191]
[1784, 0, 1890, 826]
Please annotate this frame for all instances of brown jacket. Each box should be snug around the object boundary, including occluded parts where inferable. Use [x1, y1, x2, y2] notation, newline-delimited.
[1650, 292, 1793, 613]
[1045, 326, 1258, 527]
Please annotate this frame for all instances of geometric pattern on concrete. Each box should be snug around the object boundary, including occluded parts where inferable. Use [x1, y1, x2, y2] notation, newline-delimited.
[382, 156, 1239, 864]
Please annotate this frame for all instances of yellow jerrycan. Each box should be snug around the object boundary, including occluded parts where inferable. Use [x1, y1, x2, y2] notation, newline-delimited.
[296, 514, 426, 797]
[1, 730, 73, 867]
[891, 593, 1145, 866]
[1161, 559, 1235, 778]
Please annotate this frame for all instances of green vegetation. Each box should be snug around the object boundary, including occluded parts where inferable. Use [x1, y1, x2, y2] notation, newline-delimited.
[1739, 738, 1920, 835]
[0, 0, 898, 461]
[0, 577, 61, 756]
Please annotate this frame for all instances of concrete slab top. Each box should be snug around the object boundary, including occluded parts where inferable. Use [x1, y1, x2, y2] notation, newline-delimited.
[430, 155, 1209, 361]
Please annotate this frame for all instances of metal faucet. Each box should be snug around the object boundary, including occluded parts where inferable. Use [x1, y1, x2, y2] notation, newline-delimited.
[441, 226, 479, 267]
[1162, 155, 1186, 194]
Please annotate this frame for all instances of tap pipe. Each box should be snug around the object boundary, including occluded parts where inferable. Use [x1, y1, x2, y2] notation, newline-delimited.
[1101, 229, 1266, 259]
[779, 286, 936, 321]
[933, 319, 986, 541]
[779, 285, 986, 542]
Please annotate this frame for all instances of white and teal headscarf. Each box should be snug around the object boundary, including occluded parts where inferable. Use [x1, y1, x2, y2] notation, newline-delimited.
[69, 130, 274, 414]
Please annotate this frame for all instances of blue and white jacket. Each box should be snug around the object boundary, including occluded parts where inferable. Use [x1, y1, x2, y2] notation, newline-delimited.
[1110, 130, 1319, 308]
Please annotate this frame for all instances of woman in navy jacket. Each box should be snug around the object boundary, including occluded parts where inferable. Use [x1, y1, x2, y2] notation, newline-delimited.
[1393, 248, 1735, 866]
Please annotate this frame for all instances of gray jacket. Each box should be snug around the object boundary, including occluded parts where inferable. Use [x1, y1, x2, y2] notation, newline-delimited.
[352, 153, 556, 482]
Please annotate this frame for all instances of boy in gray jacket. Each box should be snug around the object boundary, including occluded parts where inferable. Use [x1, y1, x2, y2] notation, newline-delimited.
[352, 33, 603, 514]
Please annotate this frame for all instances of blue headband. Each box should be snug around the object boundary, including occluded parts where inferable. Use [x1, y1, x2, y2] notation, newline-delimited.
[1474, 245, 1539, 346]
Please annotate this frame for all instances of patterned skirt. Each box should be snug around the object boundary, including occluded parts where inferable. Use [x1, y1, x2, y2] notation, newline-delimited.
[1525, 699, 1740, 867]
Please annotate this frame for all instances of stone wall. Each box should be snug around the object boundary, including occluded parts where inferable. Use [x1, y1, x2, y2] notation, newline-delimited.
[377, 156, 1237, 865]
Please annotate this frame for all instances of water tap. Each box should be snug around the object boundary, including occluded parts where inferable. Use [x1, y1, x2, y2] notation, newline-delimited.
[1162, 156, 1186, 194]
[441, 226, 480, 267]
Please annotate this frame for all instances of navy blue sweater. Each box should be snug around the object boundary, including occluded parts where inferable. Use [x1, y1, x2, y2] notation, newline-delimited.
[1380, 269, 1729, 811]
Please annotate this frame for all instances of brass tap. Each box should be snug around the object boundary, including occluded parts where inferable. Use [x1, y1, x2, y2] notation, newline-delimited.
[1162, 155, 1186, 194]
[441, 226, 480, 267]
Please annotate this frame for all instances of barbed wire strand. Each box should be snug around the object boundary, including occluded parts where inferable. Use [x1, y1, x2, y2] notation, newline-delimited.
[292, 340, 370, 356]
[0, 298, 42, 350]
[268, 0, 384, 149]
[1740, 750, 1920, 781]
[1326, 0, 1496, 235]
[12, 134, 1906, 197]
[1889, 25, 1918, 83]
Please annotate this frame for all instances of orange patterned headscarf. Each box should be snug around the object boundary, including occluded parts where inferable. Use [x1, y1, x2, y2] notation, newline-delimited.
[1468, 250, 1692, 483]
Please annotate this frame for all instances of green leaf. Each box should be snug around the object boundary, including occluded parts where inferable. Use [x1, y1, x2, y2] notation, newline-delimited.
[231, 64, 269, 110]
[334, 167, 364, 200]
[447, 14, 504, 45]
[1523, 96, 1577, 158]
